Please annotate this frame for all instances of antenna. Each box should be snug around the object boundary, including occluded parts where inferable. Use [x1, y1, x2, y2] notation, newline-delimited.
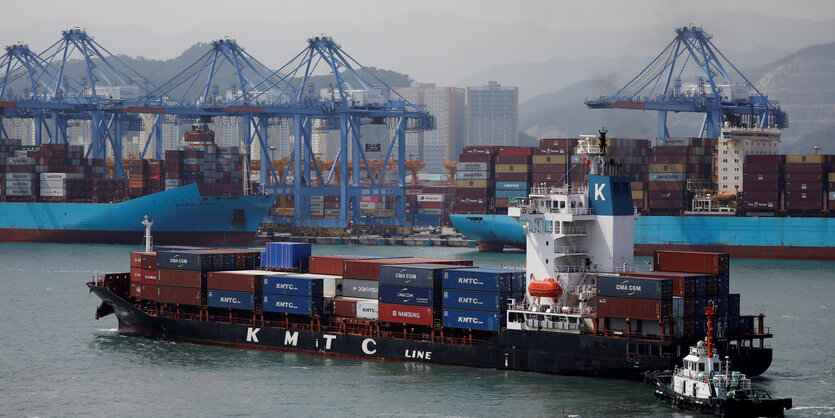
[141, 214, 154, 252]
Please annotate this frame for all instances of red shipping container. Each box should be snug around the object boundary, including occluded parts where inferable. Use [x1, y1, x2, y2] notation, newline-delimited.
[333, 298, 358, 317]
[129, 281, 141, 298]
[456, 188, 491, 199]
[130, 267, 142, 283]
[785, 182, 824, 193]
[651, 155, 688, 164]
[495, 198, 510, 208]
[651, 146, 689, 156]
[158, 269, 204, 288]
[455, 203, 488, 213]
[648, 200, 684, 209]
[742, 184, 779, 193]
[785, 172, 824, 183]
[532, 164, 566, 174]
[784, 163, 825, 174]
[308, 256, 376, 276]
[531, 172, 566, 182]
[378, 303, 434, 326]
[596, 297, 672, 321]
[418, 201, 443, 209]
[141, 253, 157, 270]
[746, 155, 784, 165]
[495, 154, 531, 164]
[786, 200, 822, 210]
[140, 269, 158, 285]
[534, 147, 569, 155]
[495, 172, 531, 182]
[785, 190, 823, 201]
[207, 271, 260, 292]
[648, 182, 685, 192]
[654, 250, 729, 274]
[497, 146, 533, 156]
[130, 252, 144, 268]
[462, 146, 499, 156]
[156, 285, 201, 305]
[742, 172, 780, 183]
[742, 191, 779, 200]
[744, 163, 782, 173]
[139, 283, 158, 300]
[648, 190, 685, 200]
[458, 154, 494, 163]
[539, 138, 576, 148]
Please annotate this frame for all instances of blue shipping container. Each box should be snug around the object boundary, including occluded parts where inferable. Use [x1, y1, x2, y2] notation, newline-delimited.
[717, 275, 730, 295]
[442, 309, 502, 331]
[672, 296, 684, 318]
[598, 275, 673, 300]
[495, 190, 528, 199]
[728, 293, 740, 316]
[379, 285, 437, 307]
[207, 290, 255, 310]
[414, 214, 441, 226]
[443, 268, 515, 292]
[262, 276, 323, 297]
[263, 242, 311, 269]
[695, 276, 707, 296]
[379, 264, 449, 288]
[157, 250, 213, 271]
[442, 289, 504, 311]
[495, 181, 528, 190]
[262, 294, 323, 315]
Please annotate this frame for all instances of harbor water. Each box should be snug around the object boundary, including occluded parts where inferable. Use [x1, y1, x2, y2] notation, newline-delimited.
[0, 243, 832, 416]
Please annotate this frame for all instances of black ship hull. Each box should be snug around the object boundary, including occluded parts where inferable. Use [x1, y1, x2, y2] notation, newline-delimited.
[89, 284, 772, 378]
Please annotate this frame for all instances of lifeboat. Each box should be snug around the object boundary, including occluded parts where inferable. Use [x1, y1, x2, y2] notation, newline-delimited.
[528, 279, 562, 298]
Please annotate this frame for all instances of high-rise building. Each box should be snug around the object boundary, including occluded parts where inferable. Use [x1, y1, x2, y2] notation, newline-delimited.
[394, 83, 466, 174]
[467, 81, 518, 147]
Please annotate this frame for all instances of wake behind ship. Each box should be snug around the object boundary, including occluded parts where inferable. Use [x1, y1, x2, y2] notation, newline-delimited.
[88, 131, 776, 378]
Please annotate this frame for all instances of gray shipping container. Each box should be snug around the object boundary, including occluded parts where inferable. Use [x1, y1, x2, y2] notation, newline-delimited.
[342, 278, 379, 299]
[597, 275, 672, 300]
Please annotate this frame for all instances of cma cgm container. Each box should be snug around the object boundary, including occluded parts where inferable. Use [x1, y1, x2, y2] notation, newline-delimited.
[378, 285, 437, 307]
[442, 309, 502, 331]
[442, 268, 519, 292]
[442, 289, 505, 311]
[157, 250, 214, 271]
[379, 264, 456, 288]
[262, 294, 324, 315]
[596, 297, 672, 321]
[597, 275, 673, 300]
[378, 303, 434, 326]
[207, 290, 256, 310]
[620, 271, 701, 298]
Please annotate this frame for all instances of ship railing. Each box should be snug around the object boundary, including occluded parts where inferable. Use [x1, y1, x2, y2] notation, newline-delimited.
[557, 226, 587, 235]
[529, 185, 589, 196]
[553, 245, 587, 254]
[553, 265, 586, 273]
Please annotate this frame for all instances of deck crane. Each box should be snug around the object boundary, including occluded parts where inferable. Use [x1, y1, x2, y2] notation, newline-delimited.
[585, 26, 788, 139]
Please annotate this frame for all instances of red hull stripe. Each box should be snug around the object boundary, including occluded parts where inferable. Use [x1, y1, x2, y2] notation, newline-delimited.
[0, 229, 266, 247]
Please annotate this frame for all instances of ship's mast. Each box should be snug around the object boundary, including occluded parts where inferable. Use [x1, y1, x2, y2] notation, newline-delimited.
[141, 214, 153, 252]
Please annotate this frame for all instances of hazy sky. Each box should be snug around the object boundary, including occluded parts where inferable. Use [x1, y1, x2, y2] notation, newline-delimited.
[5, 0, 834, 35]
[2, 0, 834, 86]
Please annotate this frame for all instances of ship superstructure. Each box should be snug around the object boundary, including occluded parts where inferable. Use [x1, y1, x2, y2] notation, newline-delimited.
[506, 130, 634, 333]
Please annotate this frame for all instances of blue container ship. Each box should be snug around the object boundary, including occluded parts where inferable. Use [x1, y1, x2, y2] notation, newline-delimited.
[0, 183, 275, 246]
[449, 214, 835, 260]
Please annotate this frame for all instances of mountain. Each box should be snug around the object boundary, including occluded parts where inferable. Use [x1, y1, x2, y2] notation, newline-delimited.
[755, 42, 835, 143]
[781, 123, 835, 154]
[518, 79, 656, 139]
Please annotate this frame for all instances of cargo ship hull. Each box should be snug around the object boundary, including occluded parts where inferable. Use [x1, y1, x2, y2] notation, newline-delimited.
[89, 284, 771, 378]
[0, 184, 275, 245]
[450, 214, 835, 260]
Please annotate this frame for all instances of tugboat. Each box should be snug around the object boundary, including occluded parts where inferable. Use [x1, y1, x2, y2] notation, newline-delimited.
[647, 303, 792, 417]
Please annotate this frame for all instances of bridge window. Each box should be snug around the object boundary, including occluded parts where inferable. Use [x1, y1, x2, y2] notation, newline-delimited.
[698, 362, 705, 372]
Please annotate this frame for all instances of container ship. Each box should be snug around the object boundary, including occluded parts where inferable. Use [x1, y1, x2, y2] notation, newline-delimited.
[88, 132, 775, 378]
[447, 128, 835, 260]
[0, 124, 275, 246]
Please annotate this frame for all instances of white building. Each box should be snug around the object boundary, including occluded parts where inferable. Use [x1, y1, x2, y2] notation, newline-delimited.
[717, 126, 781, 193]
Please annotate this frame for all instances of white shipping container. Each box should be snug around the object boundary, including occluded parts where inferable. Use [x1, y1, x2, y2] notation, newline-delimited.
[324, 209, 340, 217]
[456, 162, 489, 171]
[287, 274, 343, 298]
[40, 172, 82, 180]
[165, 179, 182, 187]
[40, 180, 65, 188]
[419, 208, 444, 215]
[309, 202, 324, 209]
[7, 157, 35, 165]
[13, 150, 30, 158]
[455, 170, 491, 180]
[309, 195, 324, 202]
[359, 201, 380, 210]
[417, 194, 444, 202]
[183, 158, 203, 165]
[5, 188, 32, 196]
[356, 299, 379, 319]
[40, 188, 65, 197]
[5, 173, 34, 180]
[7, 180, 32, 188]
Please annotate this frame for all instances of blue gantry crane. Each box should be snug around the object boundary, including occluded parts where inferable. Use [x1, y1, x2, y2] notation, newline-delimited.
[585, 25, 788, 138]
[0, 30, 434, 229]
